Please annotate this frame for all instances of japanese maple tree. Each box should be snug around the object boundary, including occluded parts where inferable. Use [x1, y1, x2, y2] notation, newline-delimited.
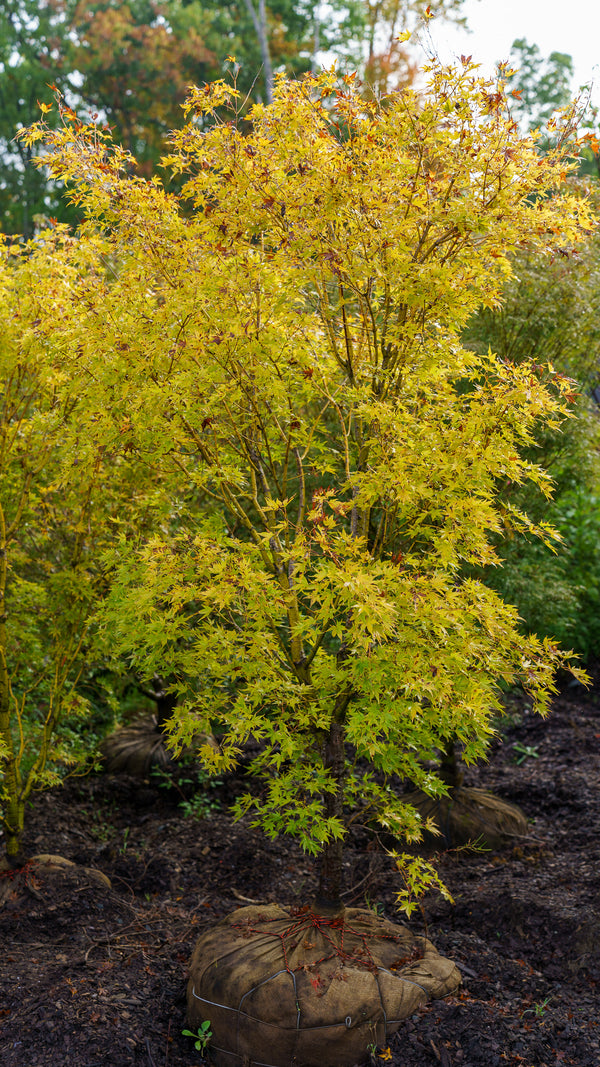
[20, 62, 593, 904]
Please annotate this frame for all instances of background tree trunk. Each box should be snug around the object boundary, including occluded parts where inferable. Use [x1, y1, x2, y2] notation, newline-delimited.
[243, 0, 274, 103]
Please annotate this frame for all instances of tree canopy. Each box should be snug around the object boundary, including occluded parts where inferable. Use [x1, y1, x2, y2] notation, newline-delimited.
[0, 0, 471, 236]
[10, 61, 593, 891]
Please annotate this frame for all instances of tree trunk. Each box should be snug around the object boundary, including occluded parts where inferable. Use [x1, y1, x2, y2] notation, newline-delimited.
[314, 720, 345, 914]
[151, 676, 178, 731]
[311, 4, 320, 74]
[439, 738, 464, 789]
[0, 503, 23, 864]
[243, 0, 274, 104]
[0, 661, 24, 864]
[1, 783, 24, 865]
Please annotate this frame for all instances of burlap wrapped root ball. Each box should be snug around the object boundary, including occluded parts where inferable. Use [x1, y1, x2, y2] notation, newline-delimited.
[100, 716, 218, 777]
[403, 786, 528, 849]
[0, 854, 111, 908]
[187, 904, 461, 1067]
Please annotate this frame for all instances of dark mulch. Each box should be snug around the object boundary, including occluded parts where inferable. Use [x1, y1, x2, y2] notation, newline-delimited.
[1, 667, 599, 1067]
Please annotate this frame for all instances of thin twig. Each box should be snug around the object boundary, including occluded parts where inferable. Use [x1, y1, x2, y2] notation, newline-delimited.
[145, 1037, 157, 1067]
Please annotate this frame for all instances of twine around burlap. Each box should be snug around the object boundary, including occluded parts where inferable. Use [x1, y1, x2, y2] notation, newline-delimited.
[186, 904, 461, 1067]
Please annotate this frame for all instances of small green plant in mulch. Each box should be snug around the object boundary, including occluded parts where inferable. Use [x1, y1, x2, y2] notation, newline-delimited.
[521, 996, 552, 1019]
[512, 742, 540, 765]
[182, 1019, 213, 1053]
[150, 762, 222, 820]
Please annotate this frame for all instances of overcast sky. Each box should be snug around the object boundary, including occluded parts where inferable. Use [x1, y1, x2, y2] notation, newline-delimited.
[418, 0, 600, 107]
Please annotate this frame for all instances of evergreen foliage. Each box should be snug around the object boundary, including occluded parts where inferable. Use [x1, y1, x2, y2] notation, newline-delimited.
[464, 208, 600, 657]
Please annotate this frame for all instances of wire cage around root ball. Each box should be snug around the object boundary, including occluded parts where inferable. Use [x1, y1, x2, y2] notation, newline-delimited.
[186, 903, 461, 1067]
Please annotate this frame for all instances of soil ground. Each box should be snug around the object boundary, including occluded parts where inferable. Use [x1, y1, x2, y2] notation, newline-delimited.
[1, 667, 599, 1067]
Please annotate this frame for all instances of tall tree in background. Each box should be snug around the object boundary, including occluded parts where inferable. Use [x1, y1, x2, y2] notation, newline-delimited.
[218, 0, 470, 104]
[0, 0, 77, 237]
[0, 0, 469, 235]
[178, 0, 366, 104]
[362, 0, 465, 97]
[0, 0, 217, 233]
[68, 1, 215, 173]
[505, 38, 575, 140]
[502, 38, 599, 179]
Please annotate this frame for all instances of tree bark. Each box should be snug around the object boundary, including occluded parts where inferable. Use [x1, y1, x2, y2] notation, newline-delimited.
[151, 676, 178, 731]
[439, 738, 464, 789]
[243, 0, 274, 104]
[0, 504, 23, 864]
[314, 720, 345, 914]
[311, 4, 320, 74]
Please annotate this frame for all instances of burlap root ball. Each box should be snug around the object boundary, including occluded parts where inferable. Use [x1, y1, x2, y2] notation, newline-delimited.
[100, 717, 217, 777]
[186, 904, 461, 1067]
[100, 716, 181, 776]
[404, 786, 528, 849]
[0, 854, 111, 908]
